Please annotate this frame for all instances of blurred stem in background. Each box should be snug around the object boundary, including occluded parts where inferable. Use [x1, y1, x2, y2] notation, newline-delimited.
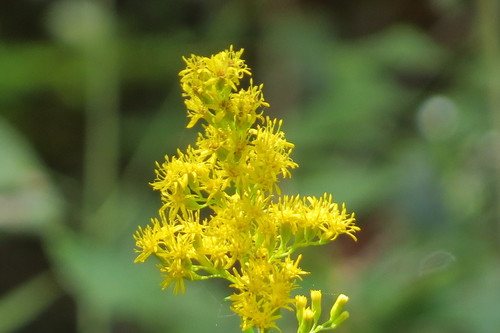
[48, 1, 119, 332]
[48, 0, 120, 237]
[477, 0, 500, 249]
[80, 3, 119, 238]
[78, 1, 118, 331]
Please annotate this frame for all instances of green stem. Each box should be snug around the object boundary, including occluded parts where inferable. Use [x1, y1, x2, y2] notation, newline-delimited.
[477, 0, 500, 248]
[82, 42, 119, 235]
[79, 2, 117, 333]
[193, 255, 239, 284]
[81, 1, 119, 239]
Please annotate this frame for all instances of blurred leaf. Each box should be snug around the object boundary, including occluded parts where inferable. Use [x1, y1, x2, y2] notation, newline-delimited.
[362, 25, 448, 71]
[0, 43, 84, 107]
[293, 160, 399, 211]
[0, 117, 63, 232]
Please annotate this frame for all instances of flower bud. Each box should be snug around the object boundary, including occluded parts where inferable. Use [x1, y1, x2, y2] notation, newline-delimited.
[331, 310, 349, 328]
[295, 295, 308, 322]
[329, 294, 349, 324]
[310, 290, 322, 325]
[298, 308, 315, 333]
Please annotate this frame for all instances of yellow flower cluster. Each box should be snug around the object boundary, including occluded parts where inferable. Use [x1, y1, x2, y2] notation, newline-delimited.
[134, 46, 359, 332]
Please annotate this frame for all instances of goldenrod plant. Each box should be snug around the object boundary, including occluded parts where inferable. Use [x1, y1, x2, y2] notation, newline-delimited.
[133, 46, 360, 333]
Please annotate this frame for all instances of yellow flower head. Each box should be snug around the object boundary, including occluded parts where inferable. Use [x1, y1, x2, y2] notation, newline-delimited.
[134, 46, 359, 332]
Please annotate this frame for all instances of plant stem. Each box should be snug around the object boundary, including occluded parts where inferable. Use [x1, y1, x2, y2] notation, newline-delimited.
[81, 6, 119, 239]
[79, 2, 118, 333]
[477, 0, 500, 249]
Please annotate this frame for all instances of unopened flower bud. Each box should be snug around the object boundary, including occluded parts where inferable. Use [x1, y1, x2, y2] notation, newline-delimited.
[298, 308, 315, 333]
[310, 290, 322, 324]
[331, 310, 349, 328]
[295, 295, 308, 321]
[329, 294, 349, 323]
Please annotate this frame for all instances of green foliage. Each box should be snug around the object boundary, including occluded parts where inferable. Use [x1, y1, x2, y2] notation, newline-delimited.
[1, 1, 499, 332]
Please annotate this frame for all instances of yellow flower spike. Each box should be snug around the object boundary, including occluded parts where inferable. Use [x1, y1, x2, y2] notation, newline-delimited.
[133, 46, 359, 332]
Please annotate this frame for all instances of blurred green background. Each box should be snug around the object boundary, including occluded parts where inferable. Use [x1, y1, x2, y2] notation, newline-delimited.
[1, 0, 500, 332]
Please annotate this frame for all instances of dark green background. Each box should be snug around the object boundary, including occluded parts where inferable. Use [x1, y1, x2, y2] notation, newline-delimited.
[1, 0, 499, 332]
